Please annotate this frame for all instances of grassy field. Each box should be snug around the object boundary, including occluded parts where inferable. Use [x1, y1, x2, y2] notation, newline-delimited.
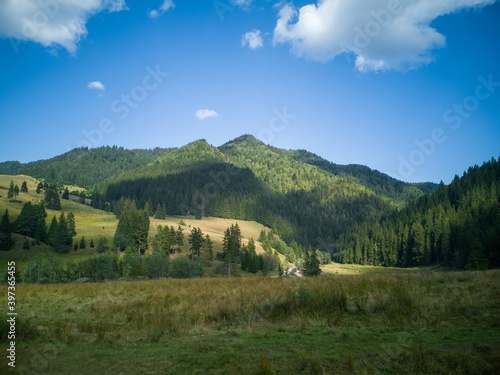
[1, 270, 499, 374]
[0, 175, 275, 272]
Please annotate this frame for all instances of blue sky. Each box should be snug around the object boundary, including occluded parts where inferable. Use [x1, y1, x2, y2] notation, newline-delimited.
[0, 0, 499, 184]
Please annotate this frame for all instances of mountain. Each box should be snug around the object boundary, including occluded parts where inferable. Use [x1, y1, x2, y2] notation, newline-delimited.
[0, 146, 174, 189]
[103, 136, 404, 253]
[280, 148, 437, 206]
[337, 157, 500, 269]
[0, 135, 439, 257]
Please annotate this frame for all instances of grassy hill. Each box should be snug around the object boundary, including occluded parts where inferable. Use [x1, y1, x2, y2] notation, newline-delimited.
[0, 174, 275, 272]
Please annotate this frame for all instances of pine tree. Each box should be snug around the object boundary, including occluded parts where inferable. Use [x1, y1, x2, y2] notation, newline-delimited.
[188, 227, 204, 259]
[44, 184, 61, 210]
[21, 181, 28, 193]
[90, 238, 95, 248]
[303, 250, 321, 276]
[204, 234, 214, 260]
[36, 182, 44, 194]
[79, 236, 86, 249]
[47, 216, 58, 246]
[67, 212, 76, 237]
[175, 226, 184, 249]
[0, 209, 14, 251]
[62, 187, 70, 200]
[53, 212, 72, 253]
[7, 180, 15, 200]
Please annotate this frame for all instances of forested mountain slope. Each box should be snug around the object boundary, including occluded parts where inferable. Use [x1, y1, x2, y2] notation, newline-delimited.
[337, 157, 500, 269]
[281, 148, 437, 205]
[0, 146, 174, 189]
[104, 136, 393, 250]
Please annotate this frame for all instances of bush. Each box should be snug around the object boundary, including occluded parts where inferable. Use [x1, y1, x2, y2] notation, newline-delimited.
[170, 257, 204, 278]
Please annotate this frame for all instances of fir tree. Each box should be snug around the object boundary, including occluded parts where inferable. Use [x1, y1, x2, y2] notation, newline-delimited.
[79, 236, 86, 249]
[47, 216, 58, 246]
[67, 212, 76, 237]
[62, 187, 70, 200]
[0, 209, 14, 251]
[303, 250, 321, 277]
[204, 234, 214, 260]
[21, 181, 28, 193]
[44, 184, 61, 210]
[53, 212, 72, 253]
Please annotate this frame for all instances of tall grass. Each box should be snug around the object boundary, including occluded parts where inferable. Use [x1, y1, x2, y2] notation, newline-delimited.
[2, 270, 500, 374]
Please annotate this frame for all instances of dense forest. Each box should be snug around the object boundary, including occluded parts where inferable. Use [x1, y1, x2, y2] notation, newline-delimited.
[0, 146, 174, 188]
[337, 158, 500, 269]
[105, 137, 393, 251]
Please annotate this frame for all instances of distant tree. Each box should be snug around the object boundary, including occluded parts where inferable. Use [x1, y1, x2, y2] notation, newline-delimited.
[247, 237, 256, 254]
[79, 236, 86, 249]
[36, 182, 44, 194]
[97, 237, 108, 253]
[20, 181, 28, 193]
[0, 210, 14, 251]
[73, 243, 79, 251]
[188, 227, 204, 259]
[14, 202, 47, 242]
[47, 216, 58, 246]
[204, 234, 214, 261]
[62, 187, 70, 200]
[7, 180, 15, 200]
[113, 198, 150, 254]
[67, 212, 76, 237]
[53, 212, 72, 253]
[222, 223, 242, 277]
[303, 250, 321, 277]
[154, 203, 165, 220]
[175, 225, 184, 249]
[44, 184, 61, 210]
[90, 238, 95, 248]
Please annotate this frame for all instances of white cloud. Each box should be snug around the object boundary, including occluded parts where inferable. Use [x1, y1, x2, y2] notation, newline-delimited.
[149, 0, 175, 18]
[273, 0, 496, 72]
[195, 109, 219, 120]
[242, 30, 263, 50]
[0, 0, 128, 54]
[88, 81, 105, 90]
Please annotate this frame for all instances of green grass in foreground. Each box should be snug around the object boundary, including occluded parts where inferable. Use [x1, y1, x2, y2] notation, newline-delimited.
[1, 270, 499, 374]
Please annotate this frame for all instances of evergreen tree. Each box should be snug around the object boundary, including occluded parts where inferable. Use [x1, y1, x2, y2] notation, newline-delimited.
[303, 250, 321, 276]
[188, 227, 204, 259]
[175, 226, 184, 249]
[0, 209, 14, 251]
[21, 181, 28, 193]
[247, 237, 256, 254]
[53, 212, 72, 253]
[222, 223, 242, 277]
[44, 184, 61, 210]
[47, 216, 58, 246]
[90, 238, 95, 248]
[204, 234, 214, 260]
[7, 180, 15, 200]
[67, 212, 76, 237]
[62, 187, 70, 200]
[79, 236, 86, 249]
[36, 182, 44, 194]
[113, 198, 150, 254]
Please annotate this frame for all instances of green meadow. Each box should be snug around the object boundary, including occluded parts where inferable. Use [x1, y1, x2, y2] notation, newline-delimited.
[1, 271, 499, 374]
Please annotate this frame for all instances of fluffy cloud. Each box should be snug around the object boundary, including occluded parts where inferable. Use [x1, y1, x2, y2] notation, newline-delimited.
[149, 0, 175, 18]
[195, 109, 219, 120]
[242, 30, 263, 50]
[87, 81, 105, 90]
[273, 0, 496, 72]
[0, 0, 128, 53]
